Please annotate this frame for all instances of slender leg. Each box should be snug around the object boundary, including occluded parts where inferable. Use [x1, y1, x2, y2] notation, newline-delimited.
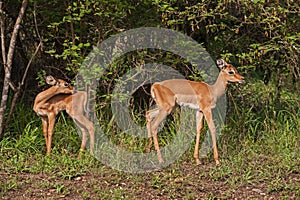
[83, 119, 94, 155]
[203, 109, 219, 165]
[73, 119, 88, 158]
[46, 113, 56, 156]
[72, 115, 95, 157]
[194, 111, 204, 165]
[41, 117, 49, 153]
[147, 84, 175, 163]
[145, 113, 153, 153]
[88, 120, 95, 155]
[150, 108, 169, 164]
[145, 108, 159, 153]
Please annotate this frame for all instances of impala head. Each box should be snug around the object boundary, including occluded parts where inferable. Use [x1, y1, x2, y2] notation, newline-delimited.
[217, 58, 245, 83]
[44, 75, 74, 92]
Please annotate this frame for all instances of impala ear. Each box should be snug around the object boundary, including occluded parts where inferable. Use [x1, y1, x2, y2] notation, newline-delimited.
[44, 75, 58, 86]
[217, 58, 227, 70]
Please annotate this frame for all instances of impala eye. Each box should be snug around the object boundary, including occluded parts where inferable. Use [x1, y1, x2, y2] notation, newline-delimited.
[61, 83, 69, 87]
[228, 71, 235, 75]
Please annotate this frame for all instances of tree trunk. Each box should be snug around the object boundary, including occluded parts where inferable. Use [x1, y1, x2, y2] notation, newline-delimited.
[0, 0, 28, 139]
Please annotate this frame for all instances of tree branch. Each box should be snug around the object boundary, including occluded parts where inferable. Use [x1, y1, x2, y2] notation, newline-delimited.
[0, 0, 28, 138]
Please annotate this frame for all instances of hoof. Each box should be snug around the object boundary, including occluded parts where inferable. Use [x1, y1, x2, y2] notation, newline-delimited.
[195, 159, 202, 165]
[145, 148, 151, 153]
[89, 149, 94, 156]
[158, 156, 164, 164]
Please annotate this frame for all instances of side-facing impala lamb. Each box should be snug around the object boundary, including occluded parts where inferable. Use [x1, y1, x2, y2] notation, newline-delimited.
[146, 58, 244, 165]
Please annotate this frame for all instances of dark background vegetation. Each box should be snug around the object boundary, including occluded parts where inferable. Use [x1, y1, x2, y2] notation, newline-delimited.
[0, 0, 299, 199]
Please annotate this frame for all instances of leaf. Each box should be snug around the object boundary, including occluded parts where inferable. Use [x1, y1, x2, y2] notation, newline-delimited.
[45, 50, 56, 54]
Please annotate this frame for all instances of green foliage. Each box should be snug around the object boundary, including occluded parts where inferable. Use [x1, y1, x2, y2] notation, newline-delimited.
[154, 0, 300, 92]
[44, 0, 155, 74]
[3, 0, 299, 99]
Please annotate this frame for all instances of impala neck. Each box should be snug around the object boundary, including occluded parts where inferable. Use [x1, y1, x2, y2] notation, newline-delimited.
[210, 71, 228, 99]
[34, 87, 59, 107]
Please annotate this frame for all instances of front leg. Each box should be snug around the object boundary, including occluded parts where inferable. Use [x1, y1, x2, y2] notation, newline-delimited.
[46, 113, 56, 156]
[203, 109, 220, 166]
[194, 111, 204, 165]
[41, 117, 49, 153]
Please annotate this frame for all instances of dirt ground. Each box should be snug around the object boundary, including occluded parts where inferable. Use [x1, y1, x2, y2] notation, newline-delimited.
[1, 161, 299, 200]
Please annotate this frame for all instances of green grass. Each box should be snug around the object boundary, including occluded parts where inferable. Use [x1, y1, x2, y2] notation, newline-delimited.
[0, 82, 299, 199]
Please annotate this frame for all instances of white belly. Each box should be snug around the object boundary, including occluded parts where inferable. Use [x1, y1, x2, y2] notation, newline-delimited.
[175, 94, 200, 110]
[176, 101, 200, 110]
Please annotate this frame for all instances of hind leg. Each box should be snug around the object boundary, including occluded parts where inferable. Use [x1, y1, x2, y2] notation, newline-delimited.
[145, 107, 159, 153]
